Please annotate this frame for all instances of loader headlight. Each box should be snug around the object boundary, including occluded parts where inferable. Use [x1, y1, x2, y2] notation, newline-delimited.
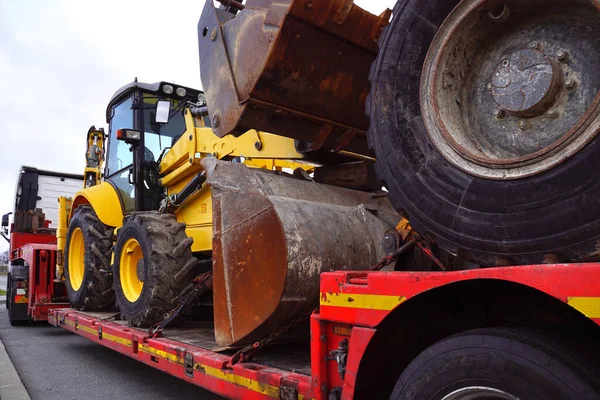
[176, 87, 187, 97]
[116, 129, 142, 145]
[162, 84, 174, 95]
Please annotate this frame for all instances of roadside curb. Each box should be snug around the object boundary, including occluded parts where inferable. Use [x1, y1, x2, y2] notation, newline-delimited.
[0, 338, 30, 400]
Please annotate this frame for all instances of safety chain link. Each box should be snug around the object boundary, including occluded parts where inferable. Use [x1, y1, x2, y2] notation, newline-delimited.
[228, 311, 314, 367]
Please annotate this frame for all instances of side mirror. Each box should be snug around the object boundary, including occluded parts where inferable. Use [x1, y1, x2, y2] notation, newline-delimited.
[155, 100, 171, 124]
[1, 213, 10, 237]
[116, 129, 141, 146]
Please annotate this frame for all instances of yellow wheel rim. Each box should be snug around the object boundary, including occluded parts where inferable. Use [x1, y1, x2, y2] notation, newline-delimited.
[120, 238, 144, 303]
[68, 227, 85, 291]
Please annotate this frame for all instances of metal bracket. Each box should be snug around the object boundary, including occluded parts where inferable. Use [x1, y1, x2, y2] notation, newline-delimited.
[279, 378, 299, 400]
[184, 352, 194, 378]
[328, 387, 342, 400]
[326, 339, 348, 380]
[98, 325, 103, 340]
[74, 318, 78, 330]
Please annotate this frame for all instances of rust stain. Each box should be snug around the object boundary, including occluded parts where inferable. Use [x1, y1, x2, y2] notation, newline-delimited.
[347, 297, 354, 303]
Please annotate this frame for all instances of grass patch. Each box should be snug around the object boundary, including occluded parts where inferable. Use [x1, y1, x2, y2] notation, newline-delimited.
[0, 289, 6, 295]
[0, 272, 7, 276]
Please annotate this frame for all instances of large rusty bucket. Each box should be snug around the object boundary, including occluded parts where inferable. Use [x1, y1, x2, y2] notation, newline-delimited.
[198, 1, 390, 156]
[203, 158, 398, 346]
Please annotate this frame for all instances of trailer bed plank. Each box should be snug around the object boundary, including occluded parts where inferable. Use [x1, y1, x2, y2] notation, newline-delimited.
[50, 309, 315, 399]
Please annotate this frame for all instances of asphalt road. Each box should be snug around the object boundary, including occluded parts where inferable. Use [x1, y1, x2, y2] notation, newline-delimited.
[0, 308, 223, 400]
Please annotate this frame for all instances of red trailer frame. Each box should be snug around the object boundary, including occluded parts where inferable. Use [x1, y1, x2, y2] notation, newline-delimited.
[8, 243, 69, 323]
[50, 263, 600, 400]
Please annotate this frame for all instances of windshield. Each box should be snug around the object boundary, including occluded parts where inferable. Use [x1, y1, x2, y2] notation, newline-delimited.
[141, 95, 186, 162]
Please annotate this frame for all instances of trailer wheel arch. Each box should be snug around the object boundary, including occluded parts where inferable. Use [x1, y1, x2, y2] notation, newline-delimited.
[352, 278, 600, 400]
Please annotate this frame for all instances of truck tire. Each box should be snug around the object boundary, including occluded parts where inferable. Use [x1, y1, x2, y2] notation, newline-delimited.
[6, 274, 28, 326]
[5, 274, 10, 310]
[64, 205, 115, 310]
[112, 212, 198, 327]
[368, 0, 600, 266]
[391, 327, 600, 400]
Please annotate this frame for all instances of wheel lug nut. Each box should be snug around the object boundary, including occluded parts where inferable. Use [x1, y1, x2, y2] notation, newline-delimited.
[565, 78, 578, 91]
[518, 120, 531, 131]
[556, 49, 570, 63]
[488, 3, 510, 23]
[494, 109, 507, 120]
[529, 41, 542, 51]
[547, 109, 559, 119]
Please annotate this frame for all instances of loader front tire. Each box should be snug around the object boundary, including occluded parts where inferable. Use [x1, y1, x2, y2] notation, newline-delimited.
[64, 206, 115, 310]
[112, 212, 198, 327]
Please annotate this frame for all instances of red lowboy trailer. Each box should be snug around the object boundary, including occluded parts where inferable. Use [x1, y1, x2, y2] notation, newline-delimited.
[2, 166, 82, 325]
[50, 262, 600, 399]
[8, 244, 69, 322]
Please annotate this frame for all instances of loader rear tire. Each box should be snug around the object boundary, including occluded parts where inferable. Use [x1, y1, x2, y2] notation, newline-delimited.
[112, 212, 198, 327]
[367, 0, 600, 266]
[64, 206, 115, 310]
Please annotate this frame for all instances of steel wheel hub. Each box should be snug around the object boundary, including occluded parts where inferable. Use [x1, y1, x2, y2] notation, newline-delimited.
[491, 49, 563, 118]
[68, 227, 85, 291]
[120, 238, 144, 303]
[420, 0, 600, 180]
[441, 386, 520, 400]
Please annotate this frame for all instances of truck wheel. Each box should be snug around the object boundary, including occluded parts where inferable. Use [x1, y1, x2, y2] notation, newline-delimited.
[112, 212, 198, 327]
[391, 328, 600, 400]
[7, 273, 29, 326]
[368, 0, 600, 265]
[5, 274, 10, 310]
[64, 205, 115, 310]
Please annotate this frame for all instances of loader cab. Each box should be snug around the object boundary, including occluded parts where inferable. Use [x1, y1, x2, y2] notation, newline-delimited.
[104, 81, 202, 213]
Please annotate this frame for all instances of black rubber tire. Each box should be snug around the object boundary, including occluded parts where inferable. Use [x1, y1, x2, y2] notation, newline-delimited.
[5, 273, 10, 310]
[367, 0, 600, 266]
[7, 274, 29, 326]
[112, 212, 198, 327]
[391, 327, 600, 400]
[64, 206, 115, 310]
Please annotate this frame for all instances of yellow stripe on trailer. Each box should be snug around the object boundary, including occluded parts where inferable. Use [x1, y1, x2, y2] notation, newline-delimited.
[78, 325, 97, 335]
[567, 297, 600, 318]
[136, 343, 314, 399]
[198, 364, 280, 398]
[138, 344, 183, 364]
[320, 293, 406, 311]
[103, 332, 132, 346]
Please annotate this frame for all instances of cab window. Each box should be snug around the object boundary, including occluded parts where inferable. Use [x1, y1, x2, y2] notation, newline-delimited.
[107, 97, 134, 175]
[106, 96, 135, 213]
[141, 96, 187, 162]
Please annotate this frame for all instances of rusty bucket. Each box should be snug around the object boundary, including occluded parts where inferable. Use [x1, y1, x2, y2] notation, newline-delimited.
[198, 0, 391, 156]
[203, 158, 398, 346]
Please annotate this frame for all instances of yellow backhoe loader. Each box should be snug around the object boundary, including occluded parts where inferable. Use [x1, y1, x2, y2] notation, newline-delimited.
[58, 80, 401, 347]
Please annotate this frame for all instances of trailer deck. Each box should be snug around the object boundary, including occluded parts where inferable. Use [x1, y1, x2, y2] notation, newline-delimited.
[49, 264, 600, 400]
[49, 309, 315, 399]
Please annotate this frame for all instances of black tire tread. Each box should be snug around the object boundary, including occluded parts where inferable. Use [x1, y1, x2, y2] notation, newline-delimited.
[366, 0, 600, 266]
[113, 212, 198, 327]
[65, 205, 115, 310]
[392, 327, 600, 400]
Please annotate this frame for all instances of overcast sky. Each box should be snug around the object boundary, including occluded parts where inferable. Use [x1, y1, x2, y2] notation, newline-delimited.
[0, 0, 395, 252]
